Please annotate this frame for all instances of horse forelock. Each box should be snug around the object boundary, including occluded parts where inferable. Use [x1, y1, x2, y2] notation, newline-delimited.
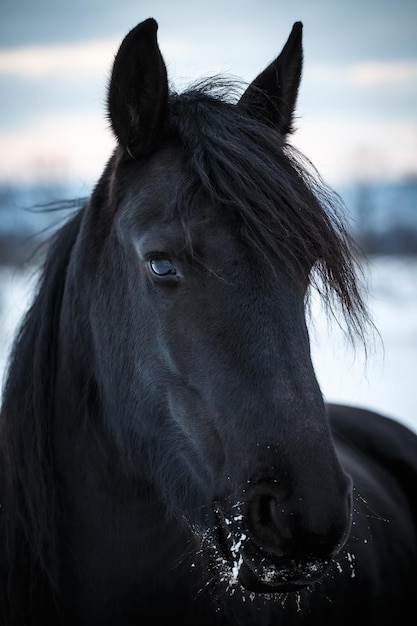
[166, 80, 370, 341]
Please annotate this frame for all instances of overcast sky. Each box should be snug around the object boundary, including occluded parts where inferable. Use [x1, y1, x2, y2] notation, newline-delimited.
[1, 0, 417, 186]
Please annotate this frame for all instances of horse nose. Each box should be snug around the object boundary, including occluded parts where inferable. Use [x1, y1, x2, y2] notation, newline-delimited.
[245, 478, 352, 561]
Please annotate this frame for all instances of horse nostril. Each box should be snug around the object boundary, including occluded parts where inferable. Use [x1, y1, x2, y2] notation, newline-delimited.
[258, 494, 292, 536]
[246, 484, 292, 556]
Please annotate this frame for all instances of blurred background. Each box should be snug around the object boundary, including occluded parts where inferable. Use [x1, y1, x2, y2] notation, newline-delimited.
[0, 0, 416, 431]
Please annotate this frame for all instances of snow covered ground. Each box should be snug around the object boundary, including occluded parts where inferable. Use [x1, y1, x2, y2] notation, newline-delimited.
[310, 255, 417, 434]
[0, 255, 416, 433]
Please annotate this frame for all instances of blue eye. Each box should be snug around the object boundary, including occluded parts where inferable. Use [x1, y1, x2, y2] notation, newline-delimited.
[149, 258, 176, 276]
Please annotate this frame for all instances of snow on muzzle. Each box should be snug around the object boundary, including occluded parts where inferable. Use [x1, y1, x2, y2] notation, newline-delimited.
[205, 480, 351, 593]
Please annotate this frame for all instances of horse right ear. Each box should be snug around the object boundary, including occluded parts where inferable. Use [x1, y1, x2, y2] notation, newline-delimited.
[107, 18, 168, 159]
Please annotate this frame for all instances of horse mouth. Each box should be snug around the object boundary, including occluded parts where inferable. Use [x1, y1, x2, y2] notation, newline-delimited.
[236, 550, 330, 593]
[212, 505, 331, 594]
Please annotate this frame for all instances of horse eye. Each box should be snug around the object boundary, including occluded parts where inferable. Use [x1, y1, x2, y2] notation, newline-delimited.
[149, 258, 176, 277]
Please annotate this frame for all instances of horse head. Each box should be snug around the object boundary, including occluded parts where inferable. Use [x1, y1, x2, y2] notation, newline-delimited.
[68, 18, 355, 596]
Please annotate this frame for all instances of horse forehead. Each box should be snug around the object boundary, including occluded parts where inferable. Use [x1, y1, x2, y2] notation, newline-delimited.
[118, 146, 236, 244]
[123, 147, 184, 209]
[131, 209, 236, 265]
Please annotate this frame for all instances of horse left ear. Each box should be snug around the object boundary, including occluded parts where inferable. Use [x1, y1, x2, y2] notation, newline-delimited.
[107, 18, 168, 158]
[238, 22, 303, 135]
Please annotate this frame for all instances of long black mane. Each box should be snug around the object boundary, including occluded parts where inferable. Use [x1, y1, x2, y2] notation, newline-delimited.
[0, 212, 83, 617]
[0, 79, 369, 618]
[169, 81, 368, 335]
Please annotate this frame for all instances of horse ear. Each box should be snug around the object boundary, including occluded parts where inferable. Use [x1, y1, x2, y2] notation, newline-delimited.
[238, 22, 303, 135]
[107, 18, 168, 158]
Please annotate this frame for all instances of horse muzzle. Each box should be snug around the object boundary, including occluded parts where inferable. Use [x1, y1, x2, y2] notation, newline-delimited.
[212, 477, 352, 593]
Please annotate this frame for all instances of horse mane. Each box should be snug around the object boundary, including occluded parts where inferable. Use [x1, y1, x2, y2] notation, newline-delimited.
[0, 208, 84, 621]
[169, 78, 370, 340]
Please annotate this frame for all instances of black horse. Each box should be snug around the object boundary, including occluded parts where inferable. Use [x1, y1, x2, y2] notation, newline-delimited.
[1, 18, 416, 626]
